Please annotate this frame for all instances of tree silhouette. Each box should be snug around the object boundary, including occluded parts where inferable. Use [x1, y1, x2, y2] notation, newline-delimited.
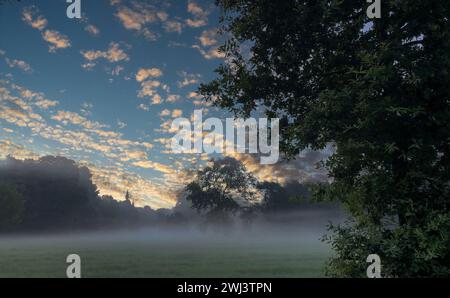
[0, 156, 158, 231]
[0, 183, 24, 231]
[186, 157, 259, 224]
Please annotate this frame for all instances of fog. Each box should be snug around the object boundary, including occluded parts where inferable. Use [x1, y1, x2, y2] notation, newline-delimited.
[0, 209, 344, 248]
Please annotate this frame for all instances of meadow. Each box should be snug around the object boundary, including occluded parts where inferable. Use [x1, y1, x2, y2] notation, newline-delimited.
[0, 228, 331, 278]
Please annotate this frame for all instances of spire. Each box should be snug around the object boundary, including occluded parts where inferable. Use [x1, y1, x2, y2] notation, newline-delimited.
[125, 190, 135, 207]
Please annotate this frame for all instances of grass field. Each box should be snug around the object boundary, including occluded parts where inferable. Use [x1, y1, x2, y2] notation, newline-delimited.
[0, 229, 331, 278]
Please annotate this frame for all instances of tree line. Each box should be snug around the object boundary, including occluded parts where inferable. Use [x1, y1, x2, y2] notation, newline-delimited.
[0, 155, 332, 233]
[0, 156, 162, 232]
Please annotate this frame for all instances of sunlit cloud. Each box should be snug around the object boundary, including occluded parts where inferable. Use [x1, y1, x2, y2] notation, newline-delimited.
[42, 30, 71, 52]
[136, 68, 163, 82]
[5, 58, 33, 73]
[112, 1, 181, 41]
[199, 28, 219, 47]
[192, 44, 225, 60]
[177, 71, 201, 88]
[132, 160, 175, 174]
[163, 20, 183, 34]
[186, 0, 211, 28]
[22, 6, 48, 31]
[81, 42, 130, 64]
[138, 80, 162, 99]
[22, 6, 71, 52]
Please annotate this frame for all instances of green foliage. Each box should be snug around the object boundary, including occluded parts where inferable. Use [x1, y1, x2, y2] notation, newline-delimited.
[0, 183, 24, 231]
[325, 212, 450, 277]
[201, 0, 450, 276]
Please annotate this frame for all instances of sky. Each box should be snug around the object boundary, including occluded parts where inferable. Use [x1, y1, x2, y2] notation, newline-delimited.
[0, 0, 331, 209]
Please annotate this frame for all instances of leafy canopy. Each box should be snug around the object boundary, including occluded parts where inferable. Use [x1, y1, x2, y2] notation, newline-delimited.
[200, 0, 450, 277]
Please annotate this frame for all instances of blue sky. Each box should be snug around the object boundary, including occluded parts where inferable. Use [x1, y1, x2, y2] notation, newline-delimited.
[0, 0, 329, 209]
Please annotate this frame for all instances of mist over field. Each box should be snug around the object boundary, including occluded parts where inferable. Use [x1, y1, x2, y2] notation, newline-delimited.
[0, 209, 344, 278]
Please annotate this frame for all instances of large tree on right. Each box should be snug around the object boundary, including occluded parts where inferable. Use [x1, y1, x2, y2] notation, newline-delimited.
[200, 0, 450, 277]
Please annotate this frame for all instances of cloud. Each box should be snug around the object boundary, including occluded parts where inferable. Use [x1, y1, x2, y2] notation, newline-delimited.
[34, 99, 59, 109]
[225, 148, 333, 185]
[132, 160, 175, 174]
[81, 42, 129, 64]
[117, 120, 127, 129]
[110, 65, 124, 76]
[8, 83, 59, 110]
[138, 103, 149, 111]
[22, 7, 71, 53]
[112, 1, 188, 40]
[5, 58, 33, 73]
[81, 62, 96, 70]
[0, 84, 49, 128]
[22, 6, 48, 31]
[138, 80, 161, 98]
[79, 102, 93, 117]
[166, 94, 181, 103]
[187, 91, 211, 107]
[186, 19, 207, 28]
[177, 71, 201, 88]
[159, 109, 170, 117]
[86, 162, 178, 208]
[192, 44, 225, 60]
[0, 107, 33, 127]
[171, 109, 183, 118]
[42, 30, 71, 52]
[85, 24, 100, 36]
[136, 68, 163, 82]
[142, 28, 159, 41]
[0, 139, 40, 160]
[187, 91, 202, 100]
[112, 1, 168, 41]
[151, 94, 163, 105]
[199, 28, 219, 47]
[122, 149, 148, 161]
[115, 3, 158, 31]
[51, 110, 107, 131]
[163, 20, 183, 34]
[187, 1, 209, 19]
[186, 1, 210, 28]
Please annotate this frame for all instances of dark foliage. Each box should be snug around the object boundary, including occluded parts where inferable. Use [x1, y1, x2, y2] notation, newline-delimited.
[200, 0, 450, 277]
[0, 156, 158, 232]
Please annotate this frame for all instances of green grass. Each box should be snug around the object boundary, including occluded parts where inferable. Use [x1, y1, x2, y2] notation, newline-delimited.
[0, 234, 330, 278]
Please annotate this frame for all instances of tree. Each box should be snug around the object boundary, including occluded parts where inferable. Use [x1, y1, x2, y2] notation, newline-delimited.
[0, 156, 99, 230]
[0, 156, 165, 232]
[185, 157, 260, 224]
[259, 182, 311, 212]
[200, 0, 450, 277]
[0, 183, 24, 231]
